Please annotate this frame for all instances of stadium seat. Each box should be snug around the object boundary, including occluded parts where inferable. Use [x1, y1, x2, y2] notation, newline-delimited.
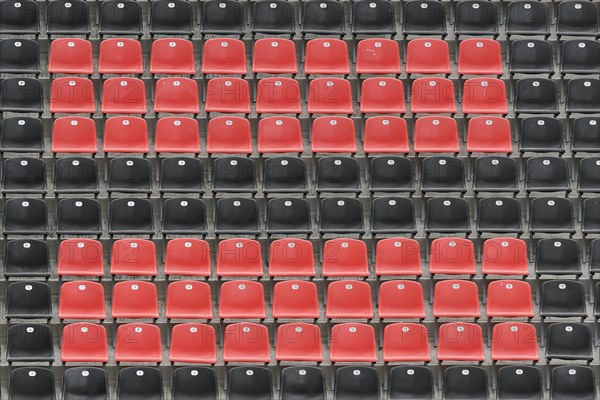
[201, 0, 244, 36]
[305, 38, 350, 75]
[252, 0, 295, 36]
[268, 238, 315, 277]
[9, 368, 55, 400]
[117, 367, 163, 400]
[257, 117, 303, 154]
[272, 280, 320, 319]
[583, 198, 600, 237]
[302, 0, 345, 36]
[110, 239, 157, 276]
[557, 1, 600, 38]
[6, 281, 51, 321]
[466, 116, 512, 154]
[506, 1, 550, 37]
[256, 78, 302, 115]
[202, 38, 246, 76]
[546, 323, 593, 363]
[101, 78, 147, 115]
[48, 38, 92, 75]
[442, 366, 489, 400]
[383, 323, 431, 363]
[462, 78, 508, 115]
[491, 322, 539, 362]
[50, 77, 95, 115]
[107, 157, 151, 197]
[363, 117, 409, 155]
[458, 38, 503, 76]
[486, 280, 534, 319]
[334, 366, 380, 400]
[212, 157, 256, 195]
[572, 116, 600, 154]
[0, 117, 44, 157]
[590, 240, 600, 279]
[266, 197, 312, 236]
[429, 238, 476, 276]
[112, 281, 159, 319]
[108, 198, 154, 237]
[206, 116, 252, 155]
[57, 239, 104, 278]
[477, 197, 523, 235]
[330, 323, 377, 363]
[526, 157, 570, 195]
[115, 323, 162, 363]
[410, 78, 456, 114]
[496, 366, 543, 400]
[515, 78, 559, 116]
[99, 0, 142, 38]
[0, 0, 39, 35]
[172, 367, 217, 399]
[56, 198, 102, 238]
[276, 323, 323, 362]
[378, 280, 426, 319]
[437, 322, 485, 362]
[311, 117, 357, 154]
[405, 38, 451, 76]
[7, 323, 53, 363]
[326, 280, 373, 320]
[322, 238, 369, 277]
[159, 157, 204, 196]
[4, 239, 49, 278]
[162, 198, 208, 238]
[103, 116, 149, 157]
[155, 78, 200, 115]
[61, 323, 109, 363]
[308, 78, 353, 115]
[0, 78, 43, 115]
[216, 238, 263, 278]
[166, 280, 212, 320]
[413, 116, 460, 154]
[540, 280, 587, 322]
[219, 280, 266, 320]
[51, 117, 97, 155]
[319, 198, 365, 238]
[154, 117, 200, 155]
[421, 156, 466, 195]
[150, 39, 195, 76]
[375, 238, 423, 277]
[519, 117, 565, 155]
[205, 78, 250, 115]
[280, 366, 326, 400]
[371, 197, 417, 235]
[509, 40, 554, 76]
[252, 38, 298, 75]
[561, 40, 600, 75]
[356, 39, 401, 76]
[403, 1, 446, 37]
[63, 367, 108, 400]
[352, 0, 396, 36]
[214, 198, 260, 238]
[98, 38, 143, 75]
[535, 239, 582, 281]
[455, 0, 498, 37]
[46, 0, 90, 37]
[227, 367, 272, 400]
[58, 280, 106, 320]
[433, 280, 480, 320]
[2, 157, 46, 196]
[360, 78, 406, 115]
[389, 366, 434, 400]
[169, 323, 217, 364]
[550, 366, 597, 400]
[566, 79, 600, 115]
[579, 157, 600, 196]
[473, 157, 519, 195]
[316, 156, 360, 195]
[424, 197, 471, 236]
[54, 157, 99, 197]
[529, 198, 575, 236]
[223, 323, 270, 363]
[263, 157, 308, 195]
[149, 0, 193, 38]
[3, 198, 48, 237]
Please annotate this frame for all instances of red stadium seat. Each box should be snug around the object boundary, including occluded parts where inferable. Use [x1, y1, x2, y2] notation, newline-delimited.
[360, 78, 406, 114]
[311, 116, 357, 154]
[491, 322, 539, 362]
[305, 38, 350, 75]
[112, 281, 159, 319]
[406, 39, 451, 76]
[115, 323, 162, 363]
[466, 116, 512, 153]
[276, 323, 323, 362]
[48, 38, 93, 75]
[223, 323, 270, 363]
[322, 238, 369, 278]
[486, 280, 534, 319]
[375, 238, 422, 277]
[363, 117, 410, 154]
[219, 280, 266, 320]
[154, 78, 200, 115]
[413, 116, 460, 154]
[308, 78, 353, 115]
[330, 323, 378, 363]
[52, 117, 97, 154]
[57, 239, 104, 277]
[256, 78, 302, 115]
[170, 323, 217, 364]
[383, 323, 431, 363]
[103, 116, 149, 154]
[202, 38, 247, 75]
[429, 238, 476, 276]
[110, 239, 157, 276]
[326, 280, 373, 320]
[272, 280, 320, 319]
[206, 116, 252, 155]
[462, 78, 508, 115]
[58, 281, 106, 320]
[164, 238, 211, 277]
[205, 77, 251, 114]
[166, 281, 213, 320]
[216, 238, 263, 277]
[252, 38, 298, 75]
[150, 38, 195, 75]
[356, 38, 401, 75]
[268, 238, 315, 277]
[410, 78, 456, 114]
[458, 39, 503, 76]
[257, 117, 304, 154]
[482, 238, 529, 277]
[437, 322, 485, 362]
[433, 280, 480, 319]
[50, 77, 95, 114]
[154, 117, 201, 154]
[61, 322, 109, 363]
[378, 280, 426, 320]
[101, 77, 147, 115]
[98, 38, 144, 75]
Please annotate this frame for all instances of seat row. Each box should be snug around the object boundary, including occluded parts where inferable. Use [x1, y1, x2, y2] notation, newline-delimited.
[4, 37, 600, 78]
[5, 364, 598, 400]
[7, 237, 600, 279]
[1, 0, 599, 39]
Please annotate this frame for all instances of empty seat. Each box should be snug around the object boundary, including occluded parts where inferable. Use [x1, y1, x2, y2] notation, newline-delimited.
[413, 116, 460, 154]
[115, 323, 162, 363]
[0, 78, 43, 114]
[256, 77, 301, 115]
[463, 78, 508, 115]
[201, 0, 244, 36]
[108, 198, 154, 237]
[429, 238, 476, 276]
[535, 238, 581, 278]
[507, 1, 550, 37]
[2, 157, 46, 196]
[308, 78, 353, 115]
[227, 366, 272, 400]
[327, 280, 373, 320]
[61, 322, 109, 363]
[477, 197, 523, 235]
[550, 366, 597, 400]
[150, 0, 193, 37]
[509, 40, 554, 76]
[162, 198, 208, 237]
[169, 323, 217, 364]
[276, 323, 323, 362]
[202, 38, 246, 76]
[579, 157, 600, 196]
[46, 0, 90, 37]
[529, 198, 575, 236]
[311, 116, 357, 154]
[557, 1, 600, 38]
[302, 0, 345, 36]
[363, 117, 410, 155]
[0, 117, 44, 156]
[566, 78, 600, 114]
[360, 78, 406, 114]
[371, 197, 417, 235]
[561, 40, 600, 75]
[110, 239, 157, 277]
[486, 280, 534, 319]
[206, 116, 252, 155]
[3, 198, 48, 237]
[172, 367, 217, 400]
[590, 240, 600, 278]
[515, 78, 559, 115]
[51, 116, 97, 155]
[356, 39, 401, 76]
[252, 38, 298, 75]
[99, 0, 142, 37]
[322, 238, 369, 277]
[272, 280, 319, 318]
[252, 0, 295, 35]
[57, 239, 104, 278]
[155, 78, 200, 115]
[0, 38, 39, 74]
[96, 40, 142, 76]
[205, 78, 250, 115]
[421, 156, 466, 195]
[442, 366, 489, 400]
[159, 157, 204, 196]
[258, 117, 303, 154]
[466, 116, 512, 154]
[9, 367, 55, 400]
[473, 157, 518, 195]
[101, 77, 146, 115]
[403, 1, 446, 37]
[546, 323, 593, 363]
[540, 280, 587, 321]
[214, 198, 260, 237]
[103, 116, 149, 156]
[7, 324, 53, 363]
[526, 157, 570, 195]
[410, 78, 456, 114]
[58, 280, 106, 320]
[455, 0, 498, 37]
[212, 157, 257, 195]
[166, 281, 212, 319]
[519, 117, 564, 155]
[583, 198, 600, 236]
[216, 238, 263, 278]
[330, 323, 377, 363]
[163, 239, 210, 279]
[150, 39, 195, 76]
[383, 323, 431, 363]
[375, 238, 423, 277]
[223, 323, 270, 363]
[458, 38, 503, 76]
[63, 367, 108, 400]
[437, 322, 485, 363]
[50, 77, 95, 115]
[54, 157, 99, 196]
[316, 156, 360, 195]
[434, 280, 480, 320]
[155, 117, 200, 155]
[219, 280, 266, 320]
[319, 198, 365, 237]
[0, 0, 39, 35]
[491, 322, 539, 362]
[112, 281, 159, 319]
[334, 366, 380, 400]
[497, 366, 543, 400]
[263, 157, 308, 195]
[280, 366, 326, 400]
[269, 238, 315, 277]
[117, 367, 163, 400]
[56, 198, 102, 237]
[405, 38, 451, 76]
[425, 197, 471, 235]
[369, 156, 414, 194]
[6, 281, 51, 321]
[389, 366, 434, 400]
[572, 116, 600, 154]
[266, 197, 312, 236]
[4, 239, 50, 278]
[352, 0, 395, 36]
